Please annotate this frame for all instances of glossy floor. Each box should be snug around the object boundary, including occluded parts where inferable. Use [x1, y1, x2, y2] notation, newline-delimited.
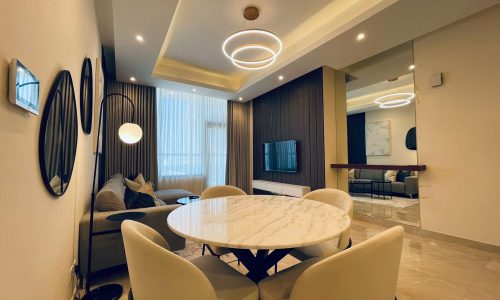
[87, 218, 500, 300]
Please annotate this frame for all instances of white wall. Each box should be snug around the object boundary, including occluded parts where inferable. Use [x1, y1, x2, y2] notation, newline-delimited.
[0, 0, 101, 299]
[366, 103, 418, 165]
[414, 6, 500, 246]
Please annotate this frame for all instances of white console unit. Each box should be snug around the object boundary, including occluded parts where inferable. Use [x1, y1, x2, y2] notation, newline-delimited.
[252, 180, 311, 198]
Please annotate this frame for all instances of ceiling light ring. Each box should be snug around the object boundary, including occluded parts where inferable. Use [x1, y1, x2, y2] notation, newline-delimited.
[222, 29, 282, 59]
[230, 44, 276, 65]
[222, 29, 282, 70]
[230, 56, 276, 70]
[374, 92, 415, 109]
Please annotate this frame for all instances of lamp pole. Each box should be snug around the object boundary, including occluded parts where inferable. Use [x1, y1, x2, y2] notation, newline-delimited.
[83, 93, 140, 299]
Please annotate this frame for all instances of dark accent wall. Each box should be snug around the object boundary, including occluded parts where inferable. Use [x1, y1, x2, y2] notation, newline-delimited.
[347, 113, 367, 164]
[253, 68, 325, 190]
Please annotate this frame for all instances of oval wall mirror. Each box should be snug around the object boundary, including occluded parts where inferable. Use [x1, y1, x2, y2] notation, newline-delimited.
[39, 70, 78, 196]
[80, 58, 93, 134]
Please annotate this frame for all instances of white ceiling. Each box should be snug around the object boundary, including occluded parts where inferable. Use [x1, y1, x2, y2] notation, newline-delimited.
[95, 0, 500, 101]
[165, 0, 334, 77]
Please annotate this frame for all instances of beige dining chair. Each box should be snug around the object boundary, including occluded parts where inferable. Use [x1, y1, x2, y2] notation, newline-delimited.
[290, 188, 353, 261]
[258, 226, 404, 300]
[121, 220, 258, 300]
[200, 185, 247, 257]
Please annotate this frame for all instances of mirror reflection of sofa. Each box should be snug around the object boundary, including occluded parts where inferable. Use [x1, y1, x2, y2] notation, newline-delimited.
[348, 169, 418, 198]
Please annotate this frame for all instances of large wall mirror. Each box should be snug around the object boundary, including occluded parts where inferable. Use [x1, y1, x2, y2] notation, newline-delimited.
[80, 58, 93, 134]
[343, 41, 420, 227]
[39, 70, 78, 196]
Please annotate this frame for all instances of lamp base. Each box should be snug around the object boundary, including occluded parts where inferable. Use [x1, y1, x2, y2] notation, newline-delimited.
[82, 284, 123, 300]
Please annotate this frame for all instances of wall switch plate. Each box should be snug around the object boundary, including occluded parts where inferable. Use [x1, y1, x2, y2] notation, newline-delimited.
[430, 72, 443, 87]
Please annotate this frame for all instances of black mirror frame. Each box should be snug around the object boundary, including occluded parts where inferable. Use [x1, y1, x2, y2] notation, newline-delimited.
[39, 70, 78, 197]
[80, 57, 93, 134]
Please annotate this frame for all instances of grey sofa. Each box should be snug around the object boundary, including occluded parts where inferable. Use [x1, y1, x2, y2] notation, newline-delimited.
[79, 174, 192, 276]
[349, 169, 418, 198]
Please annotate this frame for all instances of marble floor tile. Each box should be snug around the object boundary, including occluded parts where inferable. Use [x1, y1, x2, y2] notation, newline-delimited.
[85, 218, 500, 300]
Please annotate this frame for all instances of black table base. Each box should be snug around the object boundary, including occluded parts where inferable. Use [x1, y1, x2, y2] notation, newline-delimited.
[230, 248, 292, 283]
[82, 283, 122, 300]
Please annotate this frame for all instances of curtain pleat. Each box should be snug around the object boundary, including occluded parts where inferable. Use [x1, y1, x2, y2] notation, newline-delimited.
[102, 81, 158, 187]
[226, 101, 252, 193]
[156, 88, 227, 195]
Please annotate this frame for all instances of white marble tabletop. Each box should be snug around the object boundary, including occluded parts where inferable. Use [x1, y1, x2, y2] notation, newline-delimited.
[167, 195, 351, 250]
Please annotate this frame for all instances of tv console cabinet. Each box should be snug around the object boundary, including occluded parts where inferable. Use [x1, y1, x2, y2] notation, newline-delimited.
[252, 180, 311, 197]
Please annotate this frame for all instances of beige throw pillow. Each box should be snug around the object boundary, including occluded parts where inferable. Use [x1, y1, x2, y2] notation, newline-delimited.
[385, 170, 397, 182]
[348, 169, 355, 179]
[138, 182, 160, 206]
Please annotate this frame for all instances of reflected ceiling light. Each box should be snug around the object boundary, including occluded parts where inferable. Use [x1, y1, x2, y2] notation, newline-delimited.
[130, 77, 136, 82]
[374, 93, 415, 109]
[119, 123, 142, 144]
[192, 88, 196, 92]
[135, 35, 144, 43]
[222, 6, 282, 70]
[278, 75, 284, 81]
[238, 97, 243, 101]
[356, 32, 366, 41]
[408, 64, 415, 71]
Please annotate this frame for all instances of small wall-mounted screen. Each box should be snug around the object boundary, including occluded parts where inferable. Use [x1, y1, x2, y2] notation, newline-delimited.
[9, 59, 40, 115]
[263, 140, 298, 172]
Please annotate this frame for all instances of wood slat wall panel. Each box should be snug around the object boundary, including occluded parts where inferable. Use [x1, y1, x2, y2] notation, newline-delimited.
[252, 68, 325, 190]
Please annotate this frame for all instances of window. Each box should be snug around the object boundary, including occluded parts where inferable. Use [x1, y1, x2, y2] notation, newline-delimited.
[156, 88, 227, 193]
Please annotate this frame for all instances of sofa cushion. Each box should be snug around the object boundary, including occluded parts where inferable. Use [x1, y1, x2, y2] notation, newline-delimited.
[391, 182, 405, 194]
[155, 189, 193, 205]
[95, 174, 126, 211]
[358, 169, 385, 180]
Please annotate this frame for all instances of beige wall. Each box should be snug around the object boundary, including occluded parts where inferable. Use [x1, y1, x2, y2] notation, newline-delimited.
[414, 6, 500, 246]
[0, 0, 101, 299]
[366, 103, 418, 165]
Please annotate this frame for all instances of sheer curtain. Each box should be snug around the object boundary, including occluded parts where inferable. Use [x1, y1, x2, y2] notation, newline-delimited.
[156, 88, 227, 194]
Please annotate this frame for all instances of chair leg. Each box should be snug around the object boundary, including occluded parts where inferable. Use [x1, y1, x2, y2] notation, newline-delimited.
[274, 264, 278, 273]
[346, 238, 353, 249]
[202, 244, 206, 256]
[237, 259, 240, 266]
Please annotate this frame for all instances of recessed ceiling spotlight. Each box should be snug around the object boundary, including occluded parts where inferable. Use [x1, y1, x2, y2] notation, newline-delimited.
[192, 88, 197, 92]
[238, 97, 243, 101]
[408, 64, 415, 71]
[130, 77, 136, 82]
[356, 32, 366, 41]
[278, 75, 284, 81]
[135, 35, 144, 43]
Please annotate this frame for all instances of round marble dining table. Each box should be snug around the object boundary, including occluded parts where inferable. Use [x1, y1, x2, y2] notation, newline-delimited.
[167, 195, 351, 282]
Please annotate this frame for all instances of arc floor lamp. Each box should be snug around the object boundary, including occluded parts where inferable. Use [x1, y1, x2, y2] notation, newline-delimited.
[82, 93, 142, 300]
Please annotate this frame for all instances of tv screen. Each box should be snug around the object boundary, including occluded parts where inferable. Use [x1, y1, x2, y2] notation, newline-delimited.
[263, 140, 298, 172]
[9, 59, 40, 115]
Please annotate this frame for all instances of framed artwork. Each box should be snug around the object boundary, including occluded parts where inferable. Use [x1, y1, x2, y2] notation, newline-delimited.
[365, 120, 391, 156]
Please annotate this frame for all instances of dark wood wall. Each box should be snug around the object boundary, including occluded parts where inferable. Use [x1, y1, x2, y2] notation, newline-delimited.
[253, 68, 325, 190]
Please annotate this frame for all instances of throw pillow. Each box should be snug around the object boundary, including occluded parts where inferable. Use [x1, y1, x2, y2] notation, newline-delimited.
[134, 173, 146, 185]
[125, 189, 156, 209]
[124, 177, 142, 192]
[348, 169, 355, 179]
[396, 170, 411, 182]
[385, 170, 397, 182]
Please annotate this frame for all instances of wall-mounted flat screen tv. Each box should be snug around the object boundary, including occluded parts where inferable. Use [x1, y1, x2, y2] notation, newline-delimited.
[9, 59, 40, 115]
[263, 140, 298, 172]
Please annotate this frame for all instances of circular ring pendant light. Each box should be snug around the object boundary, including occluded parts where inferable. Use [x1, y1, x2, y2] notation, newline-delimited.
[374, 92, 415, 108]
[222, 7, 282, 70]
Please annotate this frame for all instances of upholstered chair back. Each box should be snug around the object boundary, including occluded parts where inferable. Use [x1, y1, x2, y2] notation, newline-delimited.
[121, 220, 218, 300]
[200, 185, 247, 199]
[290, 226, 404, 300]
[304, 188, 353, 249]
